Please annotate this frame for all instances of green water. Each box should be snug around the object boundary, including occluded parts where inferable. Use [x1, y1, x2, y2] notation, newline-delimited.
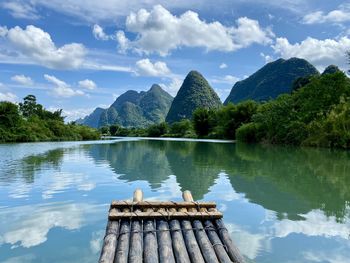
[0, 138, 349, 262]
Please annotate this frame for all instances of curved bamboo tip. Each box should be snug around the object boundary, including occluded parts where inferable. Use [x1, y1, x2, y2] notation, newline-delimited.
[133, 188, 143, 202]
[182, 190, 194, 202]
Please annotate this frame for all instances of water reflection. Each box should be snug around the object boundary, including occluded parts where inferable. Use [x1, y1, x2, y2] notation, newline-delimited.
[85, 140, 350, 222]
[1, 139, 350, 262]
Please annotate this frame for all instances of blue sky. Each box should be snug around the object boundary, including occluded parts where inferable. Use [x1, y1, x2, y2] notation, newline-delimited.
[0, 0, 349, 120]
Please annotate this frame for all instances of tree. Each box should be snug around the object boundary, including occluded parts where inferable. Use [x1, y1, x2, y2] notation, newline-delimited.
[192, 108, 216, 137]
[19, 95, 40, 118]
[0, 101, 21, 128]
[347, 51, 350, 74]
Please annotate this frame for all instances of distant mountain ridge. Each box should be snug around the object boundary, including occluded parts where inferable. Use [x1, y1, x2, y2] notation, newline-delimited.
[78, 84, 173, 128]
[166, 70, 222, 123]
[224, 57, 319, 104]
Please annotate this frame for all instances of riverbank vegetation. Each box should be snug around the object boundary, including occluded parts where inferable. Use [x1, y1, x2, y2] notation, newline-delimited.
[101, 70, 350, 149]
[0, 95, 100, 143]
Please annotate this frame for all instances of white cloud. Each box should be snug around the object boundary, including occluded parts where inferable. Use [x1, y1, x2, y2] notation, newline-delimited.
[48, 107, 94, 121]
[11, 74, 33, 85]
[0, 92, 17, 102]
[211, 75, 240, 84]
[1, 25, 86, 69]
[272, 36, 350, 70]
[159, 77, 182, 96]
[219, 63, 228, 69]
[78, 79, 97, 90]
[118, 5, 274, 56]
[2, 1, 39, 20]
[92, 24, 110, 40]
[44, 74, 85, 98]
[115, 30, 130, 54]
[260, 52, 274, 63]
[0, 26, 8, 37]
[272, 209, 350, 239]
[303, 7, 350, 25]
[0, 204, 83, 248]
[135, 58, 171, 77]
[4, 1, 313, 23]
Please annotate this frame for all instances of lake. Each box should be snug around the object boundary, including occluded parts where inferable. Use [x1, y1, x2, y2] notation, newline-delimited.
[0, 138, 349, 262]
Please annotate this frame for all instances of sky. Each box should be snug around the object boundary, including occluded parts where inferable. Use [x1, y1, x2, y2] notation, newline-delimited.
[0, 0, 350, 121]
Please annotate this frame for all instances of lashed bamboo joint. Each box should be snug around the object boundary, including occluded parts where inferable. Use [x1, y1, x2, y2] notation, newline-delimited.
[99, 188, 245, 263]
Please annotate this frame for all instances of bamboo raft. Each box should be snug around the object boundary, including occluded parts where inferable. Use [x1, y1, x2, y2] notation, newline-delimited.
[99, 189, 245, 263]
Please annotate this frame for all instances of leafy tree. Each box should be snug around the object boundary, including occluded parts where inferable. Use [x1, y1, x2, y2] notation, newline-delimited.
[147, 122, 168, 137]
[0, 101, 21, 128]
[19, 95, 41, 118]
[0, 95, 100, 143]
[216, 100, 258, 139]
[347, 51, 350, 74]
[169, 119, 195, 138]
[109, 124, 121, 136]
[192, 108, 217, 137]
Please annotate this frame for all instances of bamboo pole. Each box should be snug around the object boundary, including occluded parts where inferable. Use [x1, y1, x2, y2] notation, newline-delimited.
[99, 218, 120, 263]
[157, 208, 175, 263]
[128, 189, 143, 263]
[181, 190, 205, 263]
[204, 220, 232, 263]
[169, 218, 191, 263]
[143, 216, 158, 263]
[215, 219, 245, 263]
[114, 219, 130, 263]
[109, 210, 222, 220]
[111, 201, 217, 209]
[183, 190, 219, 263]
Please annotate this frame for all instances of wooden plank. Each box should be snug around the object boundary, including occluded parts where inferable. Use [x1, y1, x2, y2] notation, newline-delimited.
[109, 210, 223, 220]
[114, 220, 130, 263]
[99, 220, 119, 263]
[215, 219, 245, 263]
[169, 219, 191, 263]
[143, 219, 158, 263]
[192, 220, 219, 263]
[204, 220, 232, 263]
[110, 201, 217, 209]
[157, 219, 176, 263]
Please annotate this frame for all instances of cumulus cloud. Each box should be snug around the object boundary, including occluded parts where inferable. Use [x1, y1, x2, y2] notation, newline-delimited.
[219, 63, 228, 69]
[11, 74, 33, 85]
[78, 79, 97, 90]
[0, 26, 8, 37]
[1, 1, 39, 20]
[0, 204, 83, 248]
[303, 6, 350, 25]
[1, 25, 86, 69]
[260, 52, 274, 63]
[272, 209, 350, 239]
[115, 30, 130, 54]
[211, 75, 240, 85]
[0, 92, 17, 102]
[135, 58, 171, 77]
[159, 77, 183, 96]
[92, 24, 110, 40]
[117, 5, 274, 56]
[44, 74, 84, 98]
[272, 36, 350, 70]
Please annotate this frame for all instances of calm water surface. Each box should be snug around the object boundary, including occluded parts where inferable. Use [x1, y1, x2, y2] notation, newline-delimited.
[0, 138, 349, 262]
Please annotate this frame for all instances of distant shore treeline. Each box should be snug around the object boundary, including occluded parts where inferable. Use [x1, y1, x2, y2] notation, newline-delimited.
[0, 95, 100, 143]
[100, 70, 350, 149]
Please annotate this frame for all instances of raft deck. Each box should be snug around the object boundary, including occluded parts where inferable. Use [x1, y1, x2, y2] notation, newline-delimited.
[99, 189, 245, 263]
